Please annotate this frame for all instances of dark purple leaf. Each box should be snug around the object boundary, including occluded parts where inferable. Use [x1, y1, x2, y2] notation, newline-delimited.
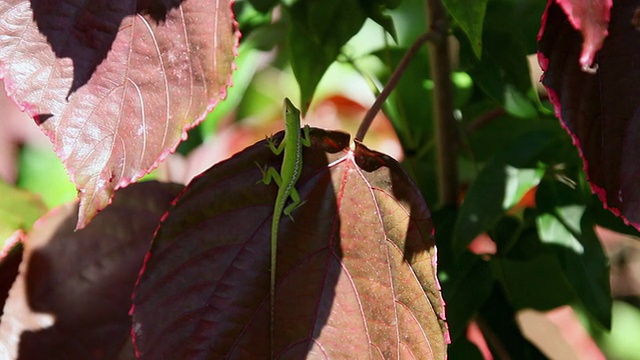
[0, 242, 23, 320]
[538, 0, 640, 228]
[0, 0, 239, 228]
[0, 181, 182, 359]
[551, 0, 612, 71]
[131, 129, 449, 359]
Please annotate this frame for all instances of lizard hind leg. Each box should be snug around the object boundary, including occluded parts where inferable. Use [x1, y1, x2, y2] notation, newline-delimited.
[283, 188, 306, 221]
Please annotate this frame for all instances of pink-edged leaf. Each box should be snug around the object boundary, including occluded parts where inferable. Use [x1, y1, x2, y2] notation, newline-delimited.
[131, 129, 449, 359]
[0, 181, 182, 359]
[550, 0, 612, 71]
[538, 1, 640, 228]
[0, 0, 239, 228]
[0, 241, 23, 320]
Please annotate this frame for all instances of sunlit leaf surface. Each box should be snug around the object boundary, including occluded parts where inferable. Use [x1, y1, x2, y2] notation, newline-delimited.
[0, 0, 239, 227]
[132, 129, 449, 359]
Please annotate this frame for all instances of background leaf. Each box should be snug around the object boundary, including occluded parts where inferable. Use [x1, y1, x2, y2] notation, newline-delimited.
[536, 180, 612, 329]
[554, 0, 612, 70]
[0, 243, 23, 320]
[131, 129, 448, 358]
[454, 131, 552, 252]
[442, 0, 488, 58]
[440, 251, 493, 342]
[0, 180, 47, 244]
[358, 0, 399, 41]
[0, 181, 182, 359]
[16, 145, 76, 208]
[0, 0, 239, 228]
[538, 0, 640, 230]
[288, 0, 368, 111]
[492, 254, 576, 311]
[458, 0, 544, 118]
[479, 286, 548, 359]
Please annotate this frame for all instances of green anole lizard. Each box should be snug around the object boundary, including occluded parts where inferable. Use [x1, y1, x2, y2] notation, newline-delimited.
[259, 98, 311, 356]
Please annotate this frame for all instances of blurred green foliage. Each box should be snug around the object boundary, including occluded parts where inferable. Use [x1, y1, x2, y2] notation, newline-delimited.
[4, 0, 640, 357]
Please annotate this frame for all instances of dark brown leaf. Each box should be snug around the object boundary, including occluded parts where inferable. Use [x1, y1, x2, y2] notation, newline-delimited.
[0, 241, 23, 320]
[552, 0, 612, 71]
[539, 0, 640, 228]
[131, 129, 448, 359]
[0, 181, 182, 359]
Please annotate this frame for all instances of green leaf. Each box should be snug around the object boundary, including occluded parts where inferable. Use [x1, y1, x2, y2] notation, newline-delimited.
[440, 252, 493, 342]
[235, 0, 274, 36]
[464, 35, 536, 118]
[387, 0, 427, 46]
[442, 0, 488, 58]
[0, 180, 47, 244]
[18, 146, 76, 208]
[597, 301, 640, 359]
[372, 47, 432, 150]
[454, 131, 552, 252]
[448, 337, 485, 360]
[288, 0, 367, 111]
[465, 109, 564, 163]
[587, 201, 640, 238]
[199, 43, 264, 138]
[491, 254, 575, 311]
[572, 213, 612, 329]
[488, 215, 523, 255]
[247, 0, 279, 13]
[458, 0, 543, 118]
[479, 286, 548, 359]
[535, 181, 612, 329]
[17, 146, 76, 208]
[536, 209, 584, 251]
[358, 0, 398, 41]
[502, 166, 544, 209]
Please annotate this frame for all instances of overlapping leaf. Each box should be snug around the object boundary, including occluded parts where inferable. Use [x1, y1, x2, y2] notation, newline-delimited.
[443, 0, 488, 58]
[538, 0, 640, 229]
[454, 131, 553, 252]
[0, 180, 47, 243]
[0, 0, 239, 228]
[535, 180, 612, 328]
[288, 0, 368, 112]
[0, 181, 182, 359]
[552, 0, 612, 71]
[131, 128, 448, 359]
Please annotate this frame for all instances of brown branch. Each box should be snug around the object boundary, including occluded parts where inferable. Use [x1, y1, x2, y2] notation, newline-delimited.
[355, 31, 438, 142]
[476, 314, 512, 360]
[426, 0, 458, 206]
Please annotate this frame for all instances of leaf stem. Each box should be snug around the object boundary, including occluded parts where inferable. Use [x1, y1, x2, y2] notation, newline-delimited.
[355, 31, 438, 142]
[426, 0, 458, 206]
[476, 314, 512, 360]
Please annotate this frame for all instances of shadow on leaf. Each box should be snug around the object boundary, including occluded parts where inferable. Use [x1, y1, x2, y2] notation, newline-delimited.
[29, 0, 185, 102]
[0, 181, 182, 359]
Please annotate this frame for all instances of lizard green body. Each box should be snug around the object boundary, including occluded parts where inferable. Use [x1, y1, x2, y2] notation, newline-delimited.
[259, 98, 311, 356]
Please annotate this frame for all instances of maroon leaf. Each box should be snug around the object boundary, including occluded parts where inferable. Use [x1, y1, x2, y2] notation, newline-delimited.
[550, 0, 612, 71]
[0, 181, 182, 359]
[0, 0, 239, 228]
[131, 129, 449, 359]
[538, 0, 640, 228]
[0, 241, 23, 320]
